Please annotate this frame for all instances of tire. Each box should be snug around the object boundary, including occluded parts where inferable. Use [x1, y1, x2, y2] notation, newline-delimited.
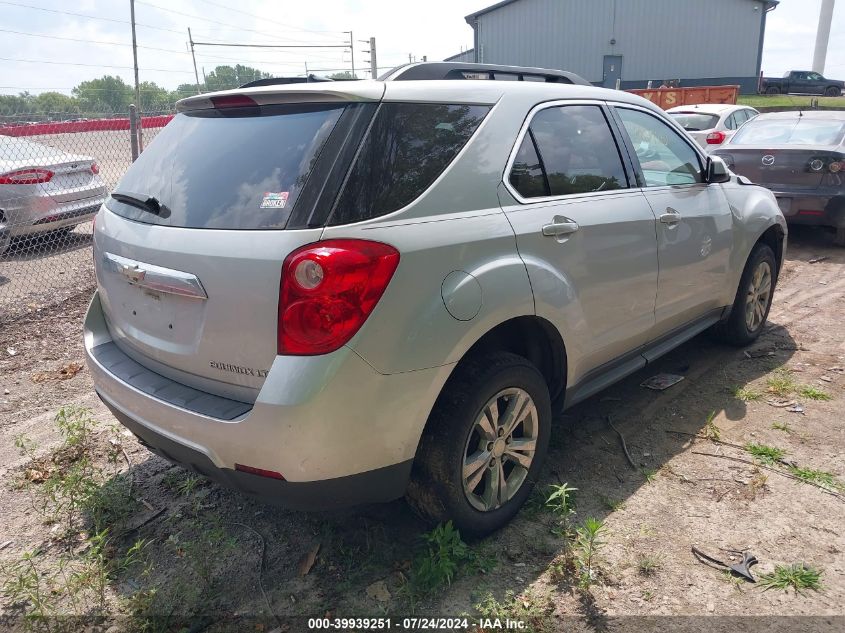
[765, 86, 780, 95]
[406, 351, 551, 538]
[824, 86, 841, 97]
[712, 243, 777, 346]
[834, 227, 845, 247]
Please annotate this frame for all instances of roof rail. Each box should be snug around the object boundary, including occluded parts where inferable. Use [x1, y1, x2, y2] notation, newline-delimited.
[238, 74, 334, 89]
[379, 62, 590, 86]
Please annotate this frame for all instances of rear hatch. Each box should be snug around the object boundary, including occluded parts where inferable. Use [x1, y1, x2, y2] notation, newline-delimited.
[717, 116, 845, 189]
[95, 84, 383, 401]
[668, 111, 720, 149]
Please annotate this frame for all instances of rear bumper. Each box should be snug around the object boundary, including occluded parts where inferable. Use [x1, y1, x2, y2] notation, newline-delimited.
[772, 191, 845, 228]
[83, 291, 449, 508]
[5, 191, 107, 237]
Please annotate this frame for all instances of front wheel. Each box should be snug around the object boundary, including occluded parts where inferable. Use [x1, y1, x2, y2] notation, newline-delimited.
[407, 352, 551, 537]
[712, 243, 777, 346]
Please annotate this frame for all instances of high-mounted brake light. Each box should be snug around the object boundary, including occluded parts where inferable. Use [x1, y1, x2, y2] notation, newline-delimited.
[0, 168, 54, 184]
[210, 94, 258, 109]
[278, 239, 400, 355]
[706, 131, 726, 145]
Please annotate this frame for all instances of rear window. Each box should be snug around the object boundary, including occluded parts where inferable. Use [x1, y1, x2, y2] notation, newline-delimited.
[328, 103, 490, 225]
[669, 112, 719, 131]
[731, 118, 845, 146]
[106, 103, 344, 229]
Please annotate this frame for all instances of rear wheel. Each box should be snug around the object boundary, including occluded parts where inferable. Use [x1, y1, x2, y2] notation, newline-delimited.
[712, 243, 776, 346]
[765, 86, 780, 95]
[824, 86, 841, 97]
[407, 352, 551, 537]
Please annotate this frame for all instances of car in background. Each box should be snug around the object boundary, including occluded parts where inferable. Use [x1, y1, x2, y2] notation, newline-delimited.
[761, 71, 844, 97]
[0, 136, 107, 256]
[667, 104, 759, 152]
[712, 111, 845, 245]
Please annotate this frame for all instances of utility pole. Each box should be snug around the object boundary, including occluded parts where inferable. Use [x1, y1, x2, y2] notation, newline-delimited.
[129, 0, 143, 150]
[346, 31, 355, 78]
[812, 0, 836, 74]
[360, 37, 377, 78]
[188, 28, 202, 94]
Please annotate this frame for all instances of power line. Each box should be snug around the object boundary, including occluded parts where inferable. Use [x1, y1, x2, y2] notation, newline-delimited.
[0, 0, 184, 35]
[0, 56, 194, 74]
[193, 0, 347, 35]
[0, 27, 189, 55]
[134, 0, 347, 45]
[191, 40, 349, 49]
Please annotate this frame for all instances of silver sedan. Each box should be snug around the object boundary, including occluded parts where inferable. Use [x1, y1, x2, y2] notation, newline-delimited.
[0, 136, 107, 255]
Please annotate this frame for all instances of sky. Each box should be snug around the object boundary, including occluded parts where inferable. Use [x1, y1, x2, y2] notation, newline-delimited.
[0, 0, 843, 96]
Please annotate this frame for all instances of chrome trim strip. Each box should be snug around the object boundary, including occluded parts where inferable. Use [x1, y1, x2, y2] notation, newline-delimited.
[102, 252, 208, 300]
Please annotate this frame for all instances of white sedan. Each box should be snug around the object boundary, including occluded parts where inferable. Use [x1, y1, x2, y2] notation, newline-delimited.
[667, 104, 759, 152]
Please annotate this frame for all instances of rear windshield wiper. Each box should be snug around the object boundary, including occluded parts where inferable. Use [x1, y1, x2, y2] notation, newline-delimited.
[111, 191, 170, 218]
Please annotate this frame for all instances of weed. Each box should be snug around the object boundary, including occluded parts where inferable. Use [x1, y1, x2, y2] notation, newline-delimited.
[475, 589, 554, 633]
[636, 553, 662, 576]
[771, 421, 791, 433]
[574, 517, 606, 588]
[598, 494, 625, 512]
[409, 521, 474, 597]
[641, 589, 654, 601]
[766, 369, 797, 397]
[546, 483, 577, 539]
[721, 569, 745, 591]
[642, 468, 658, 483]
[758, 564, 823, 594]
[798, 386, 832, 401]
[744, 442, 786, 465]
[731, 386, 762, 402]
[176, 474, 205, 497]
[788, 466, 844, 492]
[702, 411, 722, 441]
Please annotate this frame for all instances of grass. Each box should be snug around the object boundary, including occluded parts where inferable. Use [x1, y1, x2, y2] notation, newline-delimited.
[738, 94, 845, 109]
[573, 517, 606, 588]
[636, 553, 662, 576]
[744, 442, 786, 465]
[766, 369, 797, 397]
[598, 494, 625, 512]
[758, 564, 823, 594]
[731, 386, 762, 402]
[788, 465, 844, 492]
[702, 411, 721, 441]
[771, 421, 791, 433]
[475, 589, 555, 632]
[798, 386, 832, 401]
[642, 468, 658, 483]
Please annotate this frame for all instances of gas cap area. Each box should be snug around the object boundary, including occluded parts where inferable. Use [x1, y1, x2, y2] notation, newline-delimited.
[441, 271, 482, 321]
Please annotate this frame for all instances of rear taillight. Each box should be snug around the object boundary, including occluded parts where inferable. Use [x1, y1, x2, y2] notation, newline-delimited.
[0, 168, 54, 184]
[210, 94, 257, 109]
[90, 163, 99, 175]
[706, 131, 726, 145]
[829, 161, 844, 173]
[278, 239, 400, 355]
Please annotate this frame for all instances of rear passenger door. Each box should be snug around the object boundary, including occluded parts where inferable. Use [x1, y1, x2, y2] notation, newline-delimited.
[500, 102, 659, 377]
[612, 106, 733, 333]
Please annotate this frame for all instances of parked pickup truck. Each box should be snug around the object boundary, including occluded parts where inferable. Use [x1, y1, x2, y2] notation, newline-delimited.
[761, 71, 844, 97]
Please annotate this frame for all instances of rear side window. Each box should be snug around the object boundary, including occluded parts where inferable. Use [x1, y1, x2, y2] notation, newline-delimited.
[106, 103, 344, 229]
[509, 104, 628, 199]
[328, 103, 489, 225]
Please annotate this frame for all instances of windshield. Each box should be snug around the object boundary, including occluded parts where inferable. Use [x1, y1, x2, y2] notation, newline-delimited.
[669, 112, 719, 132]
[105, 103, 345, 229]
[731, 118, 845, 146]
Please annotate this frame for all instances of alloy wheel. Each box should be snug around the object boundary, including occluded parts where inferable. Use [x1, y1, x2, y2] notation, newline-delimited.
[745, 260, 772, 332]
[462, 387, 539, 512]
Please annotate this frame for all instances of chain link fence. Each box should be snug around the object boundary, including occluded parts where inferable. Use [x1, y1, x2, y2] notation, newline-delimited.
[0, 105, 172, 324]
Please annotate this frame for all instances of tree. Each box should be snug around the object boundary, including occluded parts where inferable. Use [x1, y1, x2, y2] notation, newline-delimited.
[204, 65, 271, 92]
[327, 71, 358, 80]
[72, 75, 133, 114]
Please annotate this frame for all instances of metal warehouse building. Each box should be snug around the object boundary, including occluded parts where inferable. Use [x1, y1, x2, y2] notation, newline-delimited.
[451, 0, 779, 93]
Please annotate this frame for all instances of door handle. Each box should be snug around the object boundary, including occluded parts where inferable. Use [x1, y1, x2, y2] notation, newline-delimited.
[659, 208, 681, 225]
[542, 216, 580, 237]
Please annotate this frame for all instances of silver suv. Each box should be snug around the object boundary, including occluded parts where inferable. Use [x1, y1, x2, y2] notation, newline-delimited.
[84, 63, 786, 536]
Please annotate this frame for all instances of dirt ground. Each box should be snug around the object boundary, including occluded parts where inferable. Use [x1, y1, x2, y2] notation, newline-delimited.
[0, 225, 843, 632]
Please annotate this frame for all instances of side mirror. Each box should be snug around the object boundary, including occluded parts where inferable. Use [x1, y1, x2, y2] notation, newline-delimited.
[706, 156, 731, 184]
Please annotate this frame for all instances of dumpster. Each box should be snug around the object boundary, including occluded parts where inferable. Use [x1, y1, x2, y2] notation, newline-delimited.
[628, 85, 740, 109]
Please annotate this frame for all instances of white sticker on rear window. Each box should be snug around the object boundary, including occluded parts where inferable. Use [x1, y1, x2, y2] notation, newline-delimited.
[260, 191, 289, 209]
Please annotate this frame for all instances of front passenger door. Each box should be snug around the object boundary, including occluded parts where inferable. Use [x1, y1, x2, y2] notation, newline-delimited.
[614, 106, 733, 334]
